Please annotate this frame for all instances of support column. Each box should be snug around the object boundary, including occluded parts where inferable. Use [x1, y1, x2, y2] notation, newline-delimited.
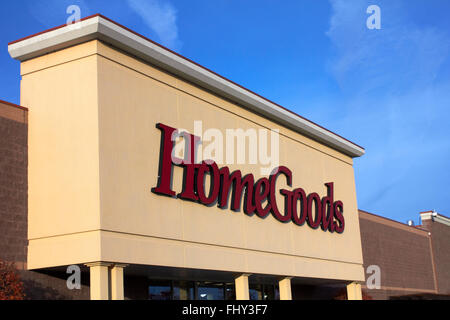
[111, 264, 128, 300]
[86, 262, 112, 300]
[235, 274, 250, 300]
[278, 277, 292, 300]
[346, 282, 362, 300]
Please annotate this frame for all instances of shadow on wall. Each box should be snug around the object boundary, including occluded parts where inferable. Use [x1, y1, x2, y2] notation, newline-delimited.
[19, 270, 90, 300]
[291, 284, 373, 300]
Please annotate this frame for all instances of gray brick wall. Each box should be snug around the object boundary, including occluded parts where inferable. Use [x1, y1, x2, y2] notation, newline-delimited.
[359, 210, 437, 299]
[0, 108, 28, 265]
[422, 218, 450, 294]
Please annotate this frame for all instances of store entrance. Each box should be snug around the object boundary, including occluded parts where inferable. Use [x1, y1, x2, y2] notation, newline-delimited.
[148, 280, 233, 300]
[146, 278, 280, 300]
[123, 264, 347, 300]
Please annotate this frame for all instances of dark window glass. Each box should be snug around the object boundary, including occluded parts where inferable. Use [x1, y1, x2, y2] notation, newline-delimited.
[148, 281, 172, 300]
[249, 284, 263, 300]
[147, 278, 278, 300]
[250, 283, 277, 300]
[262, 284, 275, 300]
[224, 282, 236, 300]
[274, 286, 280, 300]
[173, 281, 195, 300]
[197, 282, 225, 300]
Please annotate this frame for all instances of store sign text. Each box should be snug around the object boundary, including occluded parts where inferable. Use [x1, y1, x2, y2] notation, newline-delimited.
[151, 123, 345, 233]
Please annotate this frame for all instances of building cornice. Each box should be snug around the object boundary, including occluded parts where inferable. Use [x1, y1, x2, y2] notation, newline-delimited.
[359, 210, 430, 236]
[420, 212, 450, 227]
[8, 14, 365, 158]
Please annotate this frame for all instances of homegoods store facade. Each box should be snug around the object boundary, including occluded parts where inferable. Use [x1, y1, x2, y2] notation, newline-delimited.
[2, 15, 448, 300]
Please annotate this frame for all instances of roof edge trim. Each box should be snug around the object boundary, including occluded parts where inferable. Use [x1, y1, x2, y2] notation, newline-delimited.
[8, 14, 365, 158]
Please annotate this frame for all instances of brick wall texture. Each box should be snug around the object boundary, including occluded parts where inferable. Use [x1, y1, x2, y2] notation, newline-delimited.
[359, 210, 450, 299]
[0, 105, 28, 265]
[422, 218, 450, 294]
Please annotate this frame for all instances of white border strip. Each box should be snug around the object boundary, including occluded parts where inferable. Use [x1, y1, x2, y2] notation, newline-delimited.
[9, 16, 365, 158]
[420, 212, 450, 227]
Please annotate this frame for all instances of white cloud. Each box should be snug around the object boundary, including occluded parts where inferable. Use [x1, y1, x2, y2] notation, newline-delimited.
[327, 0, 449, 95]
[127, 0, 181, 51]
[325, 0, 450, 218]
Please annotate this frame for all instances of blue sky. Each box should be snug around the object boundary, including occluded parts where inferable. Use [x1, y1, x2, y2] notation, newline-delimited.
[1, 0, 449, 225]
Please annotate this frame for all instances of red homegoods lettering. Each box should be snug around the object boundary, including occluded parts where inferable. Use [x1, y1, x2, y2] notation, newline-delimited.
[151, 123, 345, 233]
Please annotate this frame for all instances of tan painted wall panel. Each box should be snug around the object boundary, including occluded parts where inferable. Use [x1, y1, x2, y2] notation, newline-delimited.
[21, 41, 99, 76]
[96, 41, 353, 165]
[22, 40, 364, 281]
[27, 232, 102, 269]
[22, 54, 101, 241]
[95, 42, 364, 278]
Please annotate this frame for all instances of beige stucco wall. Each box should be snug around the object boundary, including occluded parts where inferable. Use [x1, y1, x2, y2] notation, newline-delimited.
[22, 40, 364, 281]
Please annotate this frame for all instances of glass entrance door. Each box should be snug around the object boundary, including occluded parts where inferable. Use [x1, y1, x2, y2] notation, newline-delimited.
[148, 279, 276, 300]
